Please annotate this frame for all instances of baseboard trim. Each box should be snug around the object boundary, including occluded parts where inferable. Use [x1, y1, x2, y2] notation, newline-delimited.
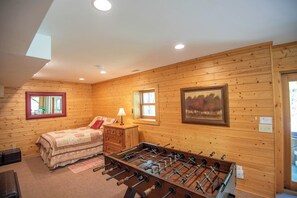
[235, 188, 264, 198]
[23, 153, 40, 158]
[284, 189, 297, 196]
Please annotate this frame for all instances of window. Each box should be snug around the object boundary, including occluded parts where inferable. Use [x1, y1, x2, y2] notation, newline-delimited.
[140, 90, 156, 119]
[133, 86, 159, 125]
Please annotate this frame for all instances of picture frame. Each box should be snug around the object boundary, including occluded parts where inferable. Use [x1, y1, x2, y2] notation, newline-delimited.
[180, 84, 229, 126]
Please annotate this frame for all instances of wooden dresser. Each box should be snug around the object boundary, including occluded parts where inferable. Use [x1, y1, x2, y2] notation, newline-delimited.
[103, 124, 139, 154]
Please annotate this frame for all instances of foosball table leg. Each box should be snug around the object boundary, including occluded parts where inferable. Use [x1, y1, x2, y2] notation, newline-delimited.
[124, 187, 138, 198]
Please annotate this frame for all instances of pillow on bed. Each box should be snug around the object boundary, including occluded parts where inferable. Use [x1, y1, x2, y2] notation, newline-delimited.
[101, 117, 116, 128]
[88, 116, 102, 127]
[91, 120, 104, 129]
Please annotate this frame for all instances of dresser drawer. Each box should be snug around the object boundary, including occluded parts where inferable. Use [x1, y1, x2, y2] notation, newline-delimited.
[104, 142, 123, 153]
[105, 127, 124, 136]
[104, 127, 124, 146]
[104, 135, 123, 146]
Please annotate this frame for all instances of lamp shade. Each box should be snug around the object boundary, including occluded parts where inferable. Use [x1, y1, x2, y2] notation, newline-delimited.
[117, 108, 126, 116]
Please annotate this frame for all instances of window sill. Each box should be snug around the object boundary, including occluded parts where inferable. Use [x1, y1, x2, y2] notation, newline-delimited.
[133, 118, 160, 126]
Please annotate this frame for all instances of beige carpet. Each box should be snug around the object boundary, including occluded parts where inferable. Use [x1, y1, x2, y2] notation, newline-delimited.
[0, 156, 261, 198]
[0, 156, 127, 198]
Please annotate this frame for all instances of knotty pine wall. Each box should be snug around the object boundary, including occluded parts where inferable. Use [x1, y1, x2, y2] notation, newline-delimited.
[92, 42, 275, 197]
[0, 79, 93, 156]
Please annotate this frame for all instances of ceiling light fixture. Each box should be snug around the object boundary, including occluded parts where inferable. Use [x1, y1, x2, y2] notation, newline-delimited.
[79, 78, 85, 81]
[95, 65, 107, 74]
[175, 44, 185, 50]
[93, 0, 112, 11]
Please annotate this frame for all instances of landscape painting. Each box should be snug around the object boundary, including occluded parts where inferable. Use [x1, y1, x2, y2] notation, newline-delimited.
[180, 85, 229, 126]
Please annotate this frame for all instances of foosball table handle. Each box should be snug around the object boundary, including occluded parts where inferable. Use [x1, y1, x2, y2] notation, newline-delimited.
[142, 185, 155, 197]
[141, 181, 161, 197]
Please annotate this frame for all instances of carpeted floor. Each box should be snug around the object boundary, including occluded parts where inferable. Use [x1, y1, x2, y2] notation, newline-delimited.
[0, 156, 127, 198]
[277, 194, 297, 198]
[0, 156, 276, 198]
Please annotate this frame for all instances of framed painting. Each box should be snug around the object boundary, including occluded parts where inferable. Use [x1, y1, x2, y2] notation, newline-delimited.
[180, 84, 229, 126]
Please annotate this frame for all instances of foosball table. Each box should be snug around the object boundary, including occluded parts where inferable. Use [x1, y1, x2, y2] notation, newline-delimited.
[94, 142, 236, 198]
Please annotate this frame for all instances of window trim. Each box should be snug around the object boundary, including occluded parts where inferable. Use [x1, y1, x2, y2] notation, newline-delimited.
[140, 90, 156, 119]
[133, 85, 160, 126]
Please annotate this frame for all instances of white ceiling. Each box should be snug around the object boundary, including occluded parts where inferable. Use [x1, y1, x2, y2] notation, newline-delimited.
[5, 0, 297, 85]
[0, 0, 53, 87]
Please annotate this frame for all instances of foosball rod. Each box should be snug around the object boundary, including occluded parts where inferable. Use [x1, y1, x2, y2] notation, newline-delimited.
[145, 151, 175, 169]
[161, 187, 176, 198]
[93, 161, 114, 172]
[175, 151, 206, 179]
[180, 158, 207, 184]
[121, 148, 150, 161]
[165, 155, 197, 179]
[102, 163, 121, 175]
[128, 148, 159, 163]
[130, 143, 170, 166]
[157, 153, 184, 174]
[144, 152, 176, 171]
[195, 154, 225, 193]
[155, 154, 175, 172]
[205, 172, 220, 193]
[106, 167, 129, 181]
[138, 149, 167, 166]
[131, 175, 149, 188]
[117, 172, 139, 186]
[118, 146, 139, 155]
[205, 154, 227, 192]
[180, 151, 215, 184]
[157, 152, 175, 163]
[145, 162, 161, 174]
[129, 143, 170, 163]
[196, 165, 220, 192]
[160, 143, 171, 147]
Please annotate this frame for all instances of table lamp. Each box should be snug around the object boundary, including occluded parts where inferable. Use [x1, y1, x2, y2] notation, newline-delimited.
[117, 108, 126, 125]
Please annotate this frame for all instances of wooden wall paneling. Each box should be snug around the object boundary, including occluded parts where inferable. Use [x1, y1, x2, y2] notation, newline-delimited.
[272, 41, 297, 193]
[92, 42, 275, 197]
[0, 79, 93, 157]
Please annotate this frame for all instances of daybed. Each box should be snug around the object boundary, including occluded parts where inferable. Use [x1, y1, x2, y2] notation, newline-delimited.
[36, 116, 116, 169]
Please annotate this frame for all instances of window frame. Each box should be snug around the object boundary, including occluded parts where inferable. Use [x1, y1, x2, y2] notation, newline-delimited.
[140, 90, 156, 119]
[133, 85, 160, 125]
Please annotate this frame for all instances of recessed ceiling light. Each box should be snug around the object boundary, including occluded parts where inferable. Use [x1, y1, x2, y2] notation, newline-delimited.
[95, 65, 107, 74]
[93, 0, 112, 11]
[79, 78, 85, 81]
[175, 44, 185, 50]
